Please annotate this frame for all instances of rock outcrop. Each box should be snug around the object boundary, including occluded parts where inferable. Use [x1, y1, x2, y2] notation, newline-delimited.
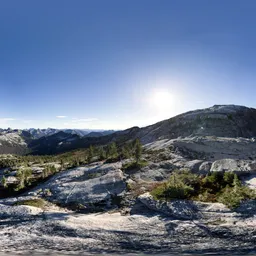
[0, 203, 42, 218]
[26, 162, 127, 210]
[0, 195, 255, 254]
[0, 105, 256, 254]
[210, 159, 256, 174]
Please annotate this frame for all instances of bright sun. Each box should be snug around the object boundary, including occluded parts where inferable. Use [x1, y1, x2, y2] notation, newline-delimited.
[152, 91, 174, 110]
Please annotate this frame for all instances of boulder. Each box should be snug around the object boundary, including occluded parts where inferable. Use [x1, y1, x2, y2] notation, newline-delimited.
[199, 161, 212, 174]
[184, 159, 204, 172]
[210, 159, 256, 174]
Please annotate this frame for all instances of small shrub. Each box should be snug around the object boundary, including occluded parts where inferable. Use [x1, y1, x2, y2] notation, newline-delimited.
[217, 185, 256, 209]
[15, 168, 33, 191]
[223, 172, 235, 185]
[105, 156, 120, 164]
[14, 198, 47, 208]
[42, 165, 57, 179]
[122, 160, 148, 171]
[197, 191, 216, 202]
[1, 176, 8, 188]
[151, 170, 197, 201]
[151, 182, 194, 200]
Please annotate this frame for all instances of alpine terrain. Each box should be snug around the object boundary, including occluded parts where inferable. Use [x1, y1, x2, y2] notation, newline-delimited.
[0, 105, 255, 254]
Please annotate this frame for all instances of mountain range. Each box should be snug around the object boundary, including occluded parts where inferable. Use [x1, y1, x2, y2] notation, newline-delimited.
[1, 104, 256, 155]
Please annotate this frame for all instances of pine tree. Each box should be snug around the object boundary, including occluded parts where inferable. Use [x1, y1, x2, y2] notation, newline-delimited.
[60, 158, 65, 170]
[121, 145, 131, 159]
[107, 142, 118, 159]
[233, 174, 241, 187]
[98, 147, 106, 160]
[134, 138, 142, 164]
[87, 145, 94, 163]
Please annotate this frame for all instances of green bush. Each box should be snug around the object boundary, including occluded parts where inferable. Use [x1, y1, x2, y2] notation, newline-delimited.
[0, 158, 18, 168]
[217, 185, 256, 208]
[223, 172, 235, 184]
[197, 191, 216, 202]
[151, 170, 197, 200]
[1, 176, 7, 188]
[150, 170, 256, 208]
[151, 182, 194, 200]
[42, 165, 57, 179]
[122, 160, 148, 171]
[15, 168, 33, 191]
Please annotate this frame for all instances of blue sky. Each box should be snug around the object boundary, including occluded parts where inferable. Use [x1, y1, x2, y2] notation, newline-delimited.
[1, 0, 256, 129]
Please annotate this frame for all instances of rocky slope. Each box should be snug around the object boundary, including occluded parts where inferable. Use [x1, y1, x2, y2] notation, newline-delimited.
[0, 130, 32, 155]
[136, 104, 256, 144]
[0, 202, 255, 254]
[1, 105, 256, 155]
[27, 104, 256, 154]
[0, 134, 255, 254]
[0, 105, 256, 254]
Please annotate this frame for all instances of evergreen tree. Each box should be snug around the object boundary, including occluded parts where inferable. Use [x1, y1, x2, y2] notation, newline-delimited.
[60, 158, 65, 170]
[121, 145, 131, 159]
[134, 138, 142, 163]
[98, 147, 106, 160]
[87, 145, 94, 163]
[233, 174, 241, 187]
[107, 142, 118, 159]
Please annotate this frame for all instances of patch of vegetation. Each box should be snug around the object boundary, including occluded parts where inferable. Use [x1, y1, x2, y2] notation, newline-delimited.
[144, 148, 167, 162]
[0, 157, 18, 168]
[14, 198, 47, 208]
[217, 185, 256, 208]
[122, 160, 148, 171]
[0, 139, 145, 196]
[1, 176, 7, 188]
[42, 165, 57, 179]
[127, 180, 159, 197]
[151, 170, 198, 200]
[150, 170, 256, 208]
[15, 168, 33, 191]
[85, 171, 106, 180]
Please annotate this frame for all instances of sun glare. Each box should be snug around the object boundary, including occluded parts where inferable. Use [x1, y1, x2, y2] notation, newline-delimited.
[152, 91, 174, 110]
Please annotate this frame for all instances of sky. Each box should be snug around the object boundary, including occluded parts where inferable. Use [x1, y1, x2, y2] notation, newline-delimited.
[1, 0, 256, 130]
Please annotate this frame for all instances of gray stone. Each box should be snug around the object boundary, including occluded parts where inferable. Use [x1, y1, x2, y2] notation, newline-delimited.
[0, 204, 42, 218]
[199, 161, 212, 174]
[210, 159, 256, 174]
[138, 192, 200, 219]
[26, 162, 126, 208]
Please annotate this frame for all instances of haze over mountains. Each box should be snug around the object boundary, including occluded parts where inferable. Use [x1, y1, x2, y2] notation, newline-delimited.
[1, 104, 256, 155]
